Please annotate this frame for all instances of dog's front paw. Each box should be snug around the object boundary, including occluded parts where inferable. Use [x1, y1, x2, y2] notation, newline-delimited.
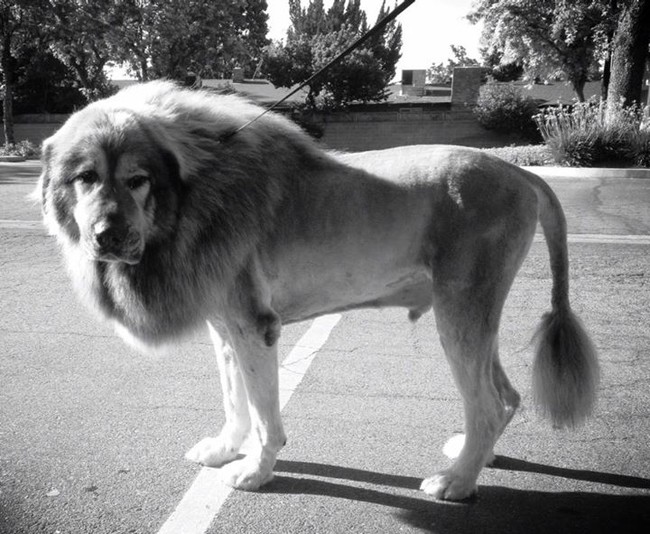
[420, 470, 477, 501]
[185, 437, 239, 468]
[218, 456, 274, 491]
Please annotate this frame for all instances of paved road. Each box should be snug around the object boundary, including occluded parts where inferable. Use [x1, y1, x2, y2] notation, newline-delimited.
[1, 162, 649, 534]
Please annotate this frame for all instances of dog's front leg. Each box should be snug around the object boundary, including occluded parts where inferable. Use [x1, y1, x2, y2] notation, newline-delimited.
[213, 314, 286, 490]
[185, 321, 251, 467]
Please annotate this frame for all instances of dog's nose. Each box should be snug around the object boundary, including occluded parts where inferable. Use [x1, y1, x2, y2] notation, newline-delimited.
[94, 222, 127, 252]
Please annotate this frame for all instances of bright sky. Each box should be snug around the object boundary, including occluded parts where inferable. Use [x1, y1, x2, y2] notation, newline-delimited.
[266, 0, 483, 71]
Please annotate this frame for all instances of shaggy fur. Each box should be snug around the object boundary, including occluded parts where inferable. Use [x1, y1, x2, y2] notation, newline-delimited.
[36, 81, 599, 501]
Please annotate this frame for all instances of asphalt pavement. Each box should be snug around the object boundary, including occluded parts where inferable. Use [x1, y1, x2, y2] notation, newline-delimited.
[1, 162, 649, 534]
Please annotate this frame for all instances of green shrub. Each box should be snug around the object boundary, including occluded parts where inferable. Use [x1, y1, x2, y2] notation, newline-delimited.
[474, 84, 540, 142]
[0, 140, 40, 159]
[535, 99, 649, 167]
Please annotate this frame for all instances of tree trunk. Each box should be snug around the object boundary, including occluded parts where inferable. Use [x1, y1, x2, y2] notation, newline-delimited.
[601, 0, 618, 100]
[139, 56, 149, 82]
[572, 79, 586, 103]
[607, 0, 650, 112]
[601, 52, 611, 100]
[2, 34, 15, 146]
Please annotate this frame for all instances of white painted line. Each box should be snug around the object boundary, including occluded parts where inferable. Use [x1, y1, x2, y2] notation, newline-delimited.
[156, 314, 342, 534]
[534, 233, 650, 245]
[156, 468, 230, 534]
[279, 313, 342, 410]
[3, 218, 649, 246]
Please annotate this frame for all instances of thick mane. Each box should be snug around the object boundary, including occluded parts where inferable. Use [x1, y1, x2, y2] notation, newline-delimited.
[46, 81, 339, 347]
[95, 81, 328, 181]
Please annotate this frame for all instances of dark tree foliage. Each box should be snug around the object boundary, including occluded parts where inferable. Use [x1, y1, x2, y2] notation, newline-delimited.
[264, 0, 402, 108]
[0, 0, 50, 143]
[13, 48, 85, 114]
[470, 0, 650, 107]
[46, 0, 118, 101]
[482, 48, 523, 82]
[115, 0, 270, 81]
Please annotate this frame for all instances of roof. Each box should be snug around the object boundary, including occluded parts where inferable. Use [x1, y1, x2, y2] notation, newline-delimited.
[110, 77, 609, 109]
[201, 79, 308, 106]
[111, 78, 307, 107]
[510, 80, 603, 105]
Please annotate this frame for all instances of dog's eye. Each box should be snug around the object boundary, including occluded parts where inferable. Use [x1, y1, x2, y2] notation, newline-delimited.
[74, 170, 98, 185]
[126, 175, 149, 190]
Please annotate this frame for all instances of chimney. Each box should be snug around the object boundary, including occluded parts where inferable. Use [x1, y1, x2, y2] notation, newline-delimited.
[400, 69, 426, 97]
[451, 67, 483, 107]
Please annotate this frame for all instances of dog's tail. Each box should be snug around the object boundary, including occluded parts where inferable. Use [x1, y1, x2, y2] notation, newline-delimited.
[525, 171, 600, 428]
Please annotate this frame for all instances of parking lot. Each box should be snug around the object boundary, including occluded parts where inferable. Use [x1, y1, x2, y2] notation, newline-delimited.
[1, 162, 649, 533]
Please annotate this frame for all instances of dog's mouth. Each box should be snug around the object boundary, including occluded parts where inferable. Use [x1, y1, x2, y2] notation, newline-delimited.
[82, 231, 144, 265]
[96, 249, 143, 265]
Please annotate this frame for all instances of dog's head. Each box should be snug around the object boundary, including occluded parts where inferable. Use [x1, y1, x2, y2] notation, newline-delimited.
[36, 105, 182, 264]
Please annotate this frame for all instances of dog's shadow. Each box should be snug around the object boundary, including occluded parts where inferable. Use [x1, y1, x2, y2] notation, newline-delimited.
[267, 457, 650, 533]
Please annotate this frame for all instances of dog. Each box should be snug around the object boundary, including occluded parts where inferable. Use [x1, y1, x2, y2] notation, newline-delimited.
[35, 81, 599, 501]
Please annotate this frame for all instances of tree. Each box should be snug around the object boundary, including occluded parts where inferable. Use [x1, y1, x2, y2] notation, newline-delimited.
[0, 0, 46, 145]
[12, 46, 85, 114]
[264, 0, 402, 108]
[606, 0, 650, 110]
[46, 0, 118, 101]
[482, 47, 523, 82]
[469, 0, 607, 101]
[114, 0, 269, 81]
[427, 45, 480, 84]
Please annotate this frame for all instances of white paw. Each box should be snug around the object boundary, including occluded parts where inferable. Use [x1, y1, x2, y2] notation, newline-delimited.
[218, 456, 274, 491]
[420, 470, 477, 501]
[442, 434, 465, 459]
[442, 434, 496, 466]
[185, 437, 239, 468]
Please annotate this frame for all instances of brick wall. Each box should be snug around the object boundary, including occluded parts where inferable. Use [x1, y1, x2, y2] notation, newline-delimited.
[310, 106, 510, 152]
[5, 108, 513, 153]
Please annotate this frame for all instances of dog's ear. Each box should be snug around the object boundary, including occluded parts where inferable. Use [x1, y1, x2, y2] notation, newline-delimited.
[30, 140, 51, 205]
[29, 139, 60, 235]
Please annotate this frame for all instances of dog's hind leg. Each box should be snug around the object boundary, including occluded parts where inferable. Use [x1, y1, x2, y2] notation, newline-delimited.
[442, 349, 520, 467]
[492, 352, 521, 432]
[422, 218, 535, 500]
[421, 303, 505, 501]
[185, 321, 251, 467]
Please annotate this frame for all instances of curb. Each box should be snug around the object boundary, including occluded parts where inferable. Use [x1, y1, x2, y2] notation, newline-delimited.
[522, 166, 650, 179]
[0, 156, 26, 162]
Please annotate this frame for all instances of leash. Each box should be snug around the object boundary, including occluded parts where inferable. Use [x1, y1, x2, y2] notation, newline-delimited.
[219, 0, 418, 142]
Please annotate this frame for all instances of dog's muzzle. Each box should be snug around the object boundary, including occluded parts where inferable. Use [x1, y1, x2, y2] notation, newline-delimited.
[91, 219, 143, 264]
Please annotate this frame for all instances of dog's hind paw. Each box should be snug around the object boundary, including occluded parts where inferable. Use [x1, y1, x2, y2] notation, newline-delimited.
[420, 470, 477, 501]
[442, 434, 496, 466]
[218, 456, 274, 491]
[185, 437, 239, 468]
